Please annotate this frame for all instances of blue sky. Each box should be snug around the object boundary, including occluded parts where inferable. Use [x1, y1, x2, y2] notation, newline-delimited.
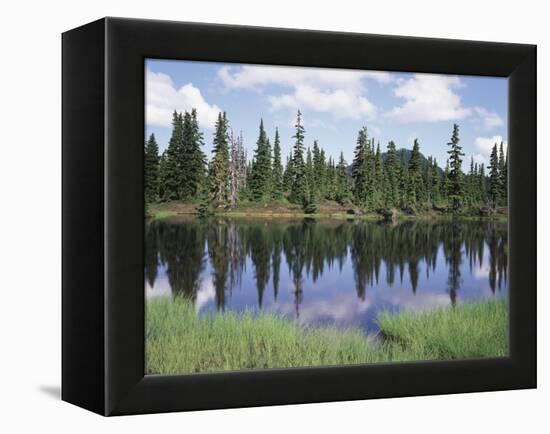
[145, 59, 507, 169]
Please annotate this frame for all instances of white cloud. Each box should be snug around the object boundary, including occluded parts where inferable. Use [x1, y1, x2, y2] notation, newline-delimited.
[471, 153, 488, 166]
[385, 74, 471, 123]
[218, 65, 392, 120]
[473, 107, 503, 129]
[218, 64, 392, 90]
[145, 69, 222, 129]
[269, 84, 377, 120]
[471, 136, 508, 166]
[385, 74, 504, 130]
[475, 135, 508, 158]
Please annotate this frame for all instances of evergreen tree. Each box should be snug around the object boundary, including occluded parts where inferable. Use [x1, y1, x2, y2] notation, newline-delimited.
[478, 163, 487, 203]
[446, 124, 465, 211]
[163, 111, 184, 200]
[188, 109, 207, 199]
[424, 156, 434, 205]
[283, 153, 294, 193]
[431, 158, 441, 203]
[144, 133, 159, 205]
[351, 127, 368, 205]
[158, 151, 168, 201]
[488, 143, 501, 208]
[384, 141, 400, 208]
[443, 159, 452, 200]
[312, 140, 327, 197]
[336, 151, 351, 204]
[271, 128, 283, 200]
[303, 147, 318, 213]
[250, 119, 272, 201]
[290, 110, 307, 204]
[374, 143, 384, 207]
[498, 142, 507, 206]
[209, 112, 230, 204]
[407, 139, 423, 207]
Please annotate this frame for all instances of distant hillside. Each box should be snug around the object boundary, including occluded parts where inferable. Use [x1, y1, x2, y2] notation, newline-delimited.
[348, 148, 444, 175]
[381, 148, 441, 172]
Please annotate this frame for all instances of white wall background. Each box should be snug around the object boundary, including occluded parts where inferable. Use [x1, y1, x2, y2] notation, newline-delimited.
[0, 0, 546, 432]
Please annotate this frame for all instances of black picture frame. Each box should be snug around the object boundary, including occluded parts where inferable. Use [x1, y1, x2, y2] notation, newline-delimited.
[62, 17, 536, 416]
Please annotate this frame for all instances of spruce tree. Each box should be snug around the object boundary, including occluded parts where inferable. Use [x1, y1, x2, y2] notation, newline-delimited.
[336, 151, 351, 204]
[290, 110, 307, 204]
[424, 156, 434, 205]
[478, 163, 487, 203]
[384, 141, 399, 208]
[283, 153, 294, 193]
[431, 158, 441, 204]
[498, 142, 507, 206]
[303, 147, 317, 213]
[446, 124, 465, 211]
[312, 140, 327, 197]
[209, 112, 230, 204]
[488, 143, 501, 208]
[250, 119, 272, 201]
[271, 128, 283, 200]
[443, 159, 452, 201]
[407, 139, 423, 207]
[163, 111, 184, 200]
[351, 127, 368, 205]
[187, 109, 206, 199]
[158, 151, 168, 201]
[144, 133, 159, 205]
[374, 143, 384, 207]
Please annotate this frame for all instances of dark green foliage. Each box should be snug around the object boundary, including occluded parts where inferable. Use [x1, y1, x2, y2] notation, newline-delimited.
[249, 119, 273, 201]
[498, 142, 507, 206]
[271, 128, 284, 199]
[446, 124, 465, 212]
[488, 143, 500, 207]
[282, 153, 294, 193]
[290, 110, 307, 205]
[162, 111, 185, 200]
[336, 152, 351, 204]
[209, 112, 230, 204]
[351, 127, 369, 206]
[144, 133, 159, 205]
[158, 110, 206, 202]
[407, 139, 424, 207]
[488, 142, 508, 208]
[180, 109, 206, 200]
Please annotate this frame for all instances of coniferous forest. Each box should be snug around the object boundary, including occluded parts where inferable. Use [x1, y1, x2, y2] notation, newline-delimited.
[145, 109, 508, 218]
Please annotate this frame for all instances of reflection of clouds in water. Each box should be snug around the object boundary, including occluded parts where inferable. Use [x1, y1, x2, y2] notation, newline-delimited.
[145, 273, 172, 298]
[271, 293, 372, 326]
[474, 264, 490, 279]
[270, 286, 452, 329]
[385, 290, 450, 312]
[195, 276, 215, 313]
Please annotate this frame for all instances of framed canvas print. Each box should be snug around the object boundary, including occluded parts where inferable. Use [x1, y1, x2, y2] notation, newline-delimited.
[62, 17, 536, 416]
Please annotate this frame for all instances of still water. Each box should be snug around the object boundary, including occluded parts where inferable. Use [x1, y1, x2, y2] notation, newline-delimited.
[145, 217, 507, 333]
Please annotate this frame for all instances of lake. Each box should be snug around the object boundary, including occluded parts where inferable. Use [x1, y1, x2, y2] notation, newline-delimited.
[145, 217, 508, 333]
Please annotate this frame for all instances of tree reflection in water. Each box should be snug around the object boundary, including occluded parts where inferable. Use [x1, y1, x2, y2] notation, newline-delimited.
[145, 217, 508, 320]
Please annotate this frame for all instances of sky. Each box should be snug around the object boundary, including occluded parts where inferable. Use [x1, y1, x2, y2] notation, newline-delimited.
[145, 59, 508, 169]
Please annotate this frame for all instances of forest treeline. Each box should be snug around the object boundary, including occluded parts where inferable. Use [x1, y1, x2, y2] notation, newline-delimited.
[144, 109, 508, 215]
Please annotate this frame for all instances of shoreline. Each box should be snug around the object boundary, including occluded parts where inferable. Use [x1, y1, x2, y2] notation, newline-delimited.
[146, 205, 508, 223]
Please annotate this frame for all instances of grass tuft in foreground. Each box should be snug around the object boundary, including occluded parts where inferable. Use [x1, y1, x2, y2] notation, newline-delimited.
[145, 296, 507, 374]
[377, 298, 508, 360]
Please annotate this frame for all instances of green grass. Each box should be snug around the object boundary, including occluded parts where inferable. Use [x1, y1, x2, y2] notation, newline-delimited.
[145, 296, 508, 374]
[377, 298, 508, 359]
[148, 209, 177, 220]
